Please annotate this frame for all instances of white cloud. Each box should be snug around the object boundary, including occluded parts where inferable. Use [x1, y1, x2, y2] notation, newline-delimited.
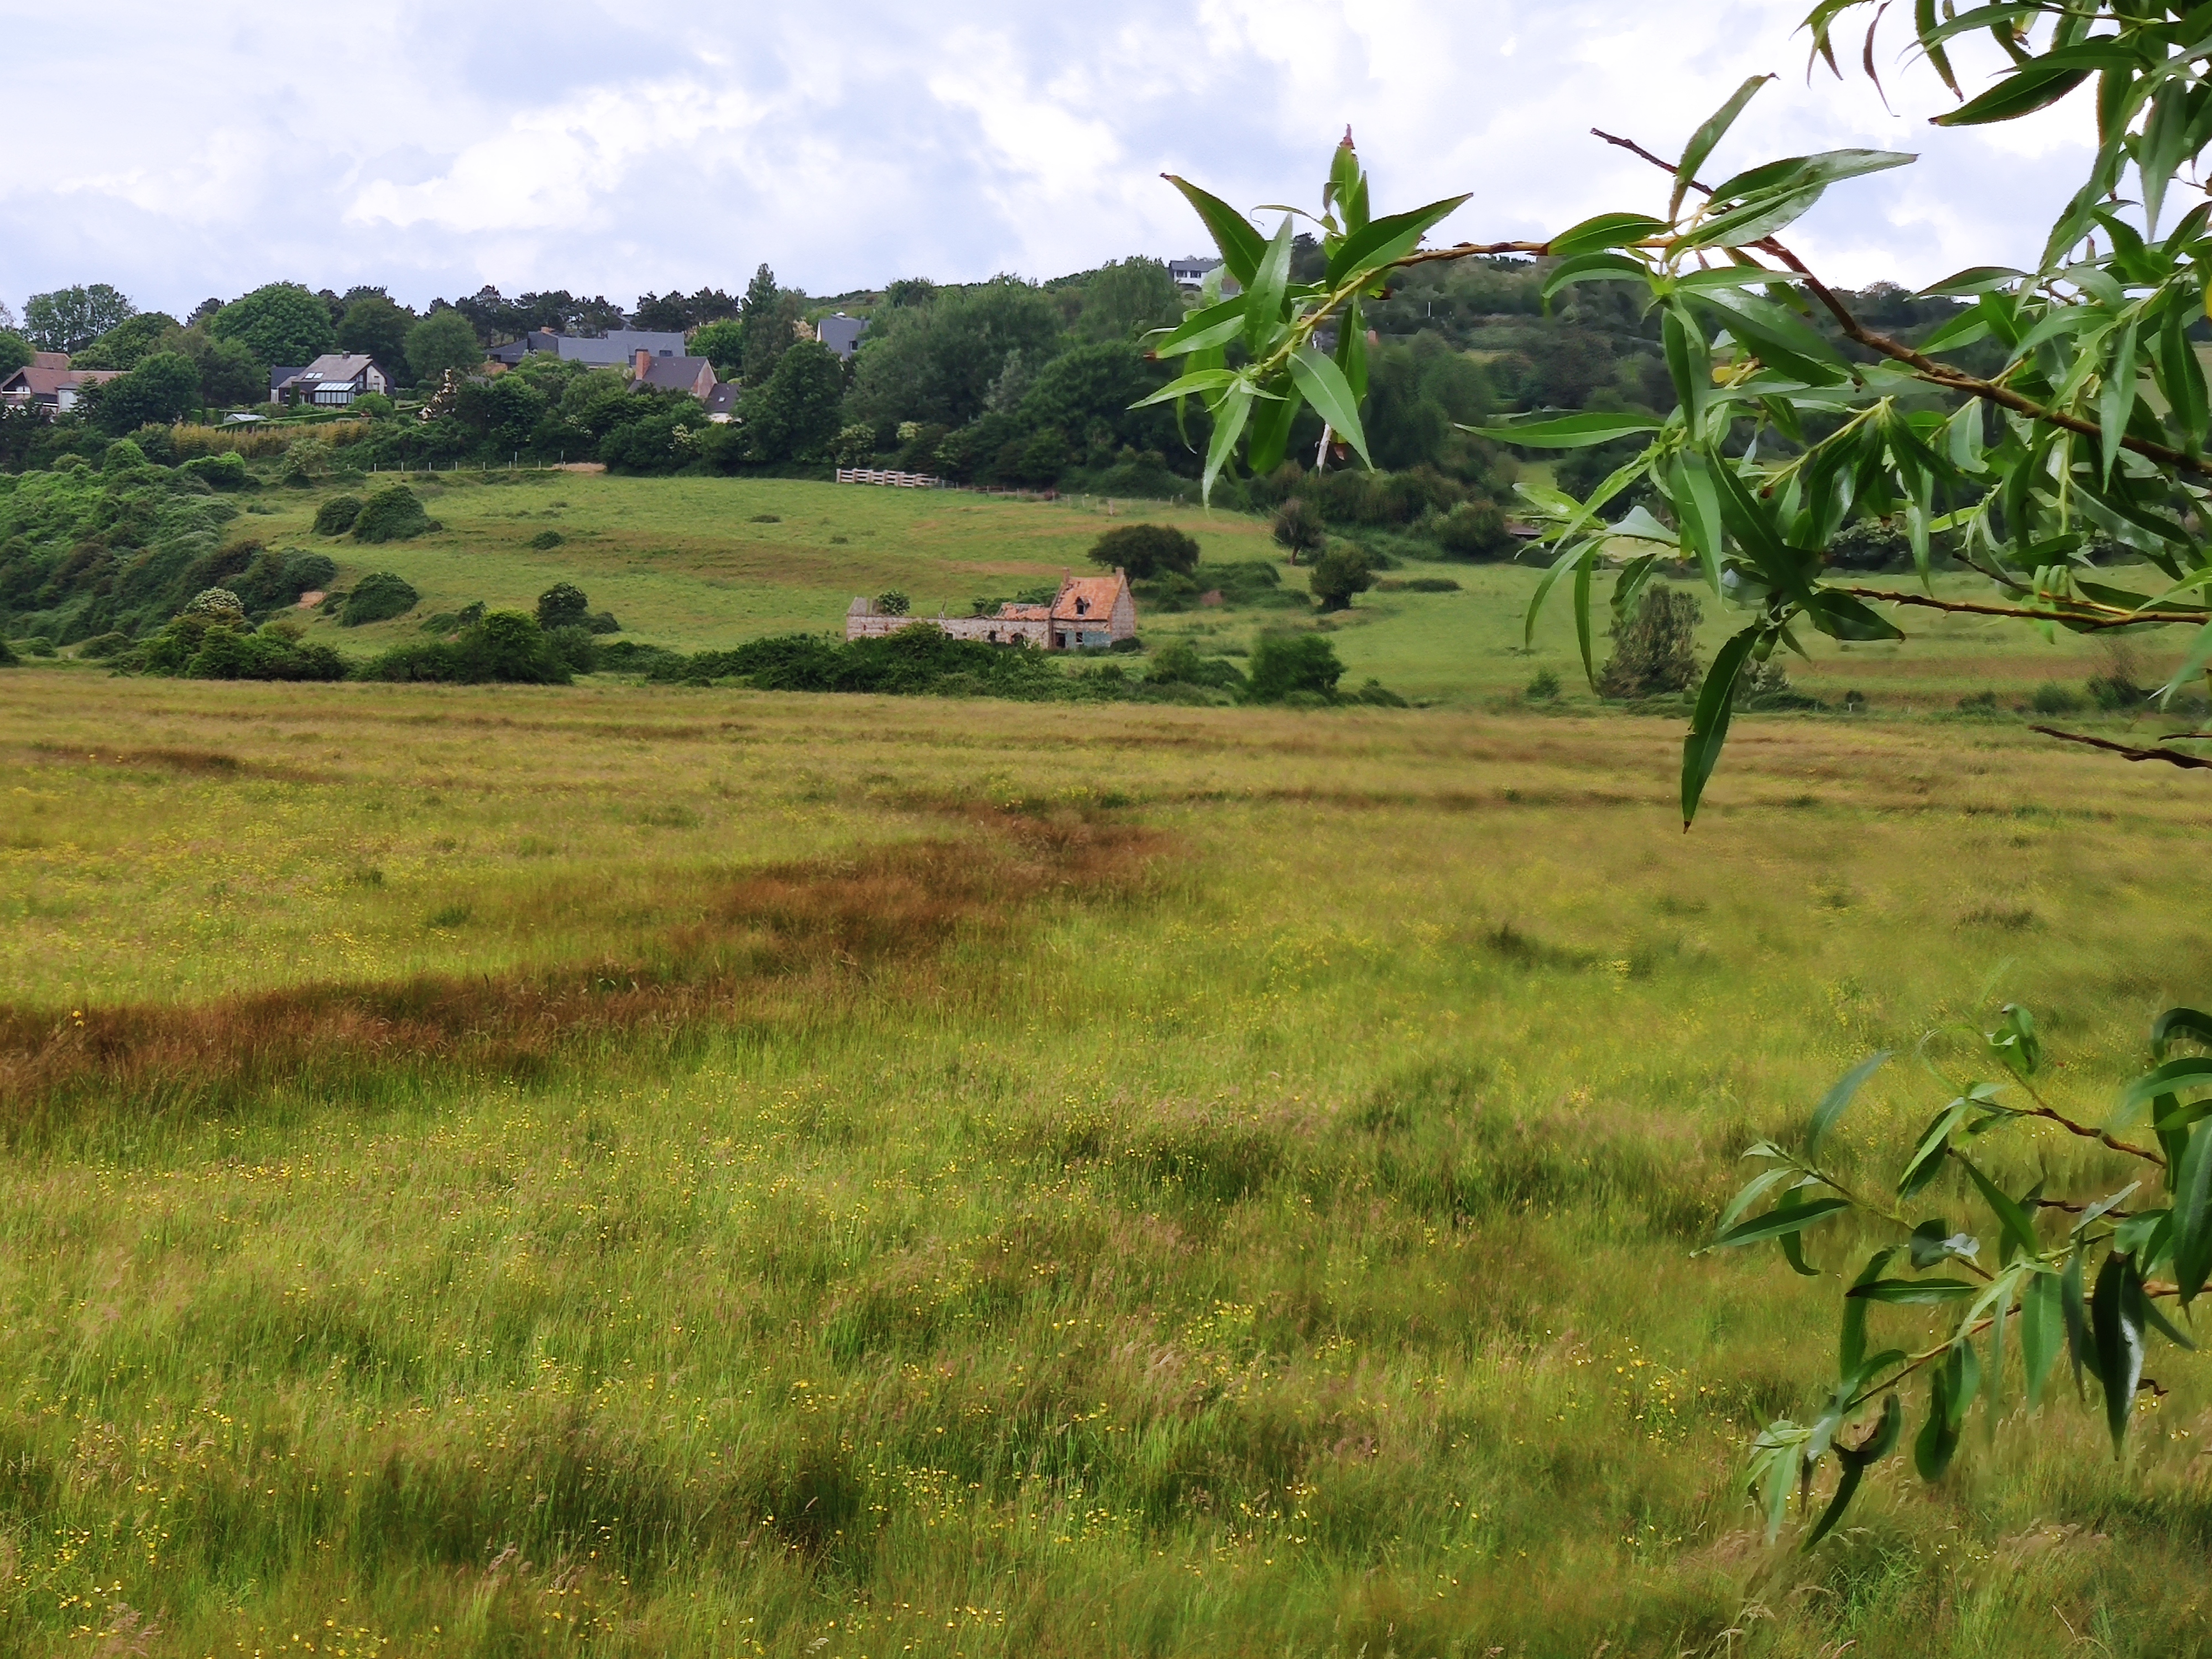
[0, 0, 2104, 317]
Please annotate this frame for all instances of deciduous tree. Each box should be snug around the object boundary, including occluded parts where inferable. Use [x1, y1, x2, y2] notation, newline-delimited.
[211, 283, 337, 368]
[24, 284, 135, 354]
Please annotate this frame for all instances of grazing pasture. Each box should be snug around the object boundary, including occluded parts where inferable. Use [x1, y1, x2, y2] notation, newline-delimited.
[225, 473, 2159, 709]
[3, 671, 2210, 1656]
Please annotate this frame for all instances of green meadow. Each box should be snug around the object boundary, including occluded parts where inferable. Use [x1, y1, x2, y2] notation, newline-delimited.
[233, 472, 2158, 708]
[5, 651, 2212, 1657]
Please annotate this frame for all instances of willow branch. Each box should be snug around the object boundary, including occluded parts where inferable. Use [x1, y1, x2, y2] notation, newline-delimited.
[1834, 586, 2186, 631]
[2028, 724, 2212, 772]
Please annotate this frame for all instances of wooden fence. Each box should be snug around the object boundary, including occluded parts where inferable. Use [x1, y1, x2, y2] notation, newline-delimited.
[835, 468, 945, 488]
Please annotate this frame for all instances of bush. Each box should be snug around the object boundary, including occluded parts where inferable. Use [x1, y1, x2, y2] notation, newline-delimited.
[15, 635, 57, 658]
[1145, 638, 1246, 691]
[340, 571, 420, 627]
[1433, 498, 1516, 560]
[1272, 498, 1326, 562]
[1089, 522, 1200, 580]
[77, 632, 132, 660]
[547, 624, 599, 672]
[362, 611, 571, 685]
[1308, 545, 1376, 612]
[351, 393, 394, 418]
[1525, 667, 1561, 702]
[586, 611, 621, 635]
[536, 582, 591, 630]
[351, 484, 431, 543]
[184, 627, 347, 681]
[180, 452, 248, 491]
[528, 529, 565, 550]
[0, 637, 18, 666]
[1598, 587, 1700, 699]
[875, 590, 910, 617]
[2029, 680, 2083, 715]
[315, 495, 363, 535]
[1245, 633, 1344, 703]
[102, 437, 150, 473]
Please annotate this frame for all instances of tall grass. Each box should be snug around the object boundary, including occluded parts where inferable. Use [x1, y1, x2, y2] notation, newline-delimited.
[2, 674, 2210, 1656]
[170, 419, 374, 459]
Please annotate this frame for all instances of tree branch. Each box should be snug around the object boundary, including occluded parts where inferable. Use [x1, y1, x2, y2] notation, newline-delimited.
[1834, 586, 2187, 632]
[2028, 724, 2212, 771]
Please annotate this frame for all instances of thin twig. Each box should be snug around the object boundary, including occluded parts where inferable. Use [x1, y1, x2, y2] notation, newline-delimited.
[1834, 586, 2184, 631]
[2028, 724, 2212, 772]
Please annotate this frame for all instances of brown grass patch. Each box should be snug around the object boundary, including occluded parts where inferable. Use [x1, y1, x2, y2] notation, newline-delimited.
[0, 811, 1168, 1133]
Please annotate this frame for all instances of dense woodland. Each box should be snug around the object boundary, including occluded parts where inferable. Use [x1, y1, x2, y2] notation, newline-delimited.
[0, 247, 1981, 656]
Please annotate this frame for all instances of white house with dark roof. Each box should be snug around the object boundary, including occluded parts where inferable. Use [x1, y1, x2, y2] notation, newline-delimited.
[272, 354, 393, 406]
[0, 352, 123, 415]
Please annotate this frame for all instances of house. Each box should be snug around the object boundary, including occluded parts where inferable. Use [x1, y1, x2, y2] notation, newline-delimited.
[628, 351, 718, 400]
[0, 352, 123, 416]
[487, 327, 690, 368]
[1169, 256, 1223, 289]
[815, 312, 868, 360]
[272, 354, 393, 406]
[703, 382, 739, 423]
[845, 569, 1137, 650]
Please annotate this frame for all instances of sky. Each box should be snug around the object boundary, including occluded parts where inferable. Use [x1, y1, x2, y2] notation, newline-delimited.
[0, 0, 2099, 323]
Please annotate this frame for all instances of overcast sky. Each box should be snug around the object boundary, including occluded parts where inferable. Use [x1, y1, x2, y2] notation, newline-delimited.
[2, 1, 2095, 321]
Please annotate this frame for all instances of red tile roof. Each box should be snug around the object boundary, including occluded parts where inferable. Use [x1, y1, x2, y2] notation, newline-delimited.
[1050, 572, 1127, 622]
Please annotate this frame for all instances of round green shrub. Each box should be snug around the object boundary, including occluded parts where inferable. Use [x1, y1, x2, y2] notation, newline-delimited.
[180, 452, 249, 490]
[339, 571, 420, 627]
[351, 484, 431, 543]
[102, 437, 149, 474]
[528, 529, 565, 550]
[1088, 522, 1199, 580]
[315, 495, 364, 536]
[536, 582, 591, 630]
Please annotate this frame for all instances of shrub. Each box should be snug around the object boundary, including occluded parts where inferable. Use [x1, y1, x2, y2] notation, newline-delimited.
[102, 437, 149, 474]
[2029, 680, 2083, 715]
[586, 611, 621, 635]
[1826, 518, 1912, 571]
[351, 484, 431, 543]
[1089, 522, 1200, 580]
[875, 591, 910, 617]
[314, 495, 363, 536]
[1597, 587, 1700, 699]
[1525, 667, 1561, 702]
[184, 626, 346, 681]
[180, 452, 248, 491]
[15, 635, 56, 658]
[362, 611, 571, 685]
[1352, 678, 1408, 706]
[749, 513, 781, 524]
[351, 392, 394, 418]
[1245, 632, 1344, 703]
[2086, 637, 2146, 710]
[1145, 639, 1246, 690]
[528, 529, 565, 550]
[1308, 545, 1376, 612]
[77, 632, 132, 660]
[547, 624, 599, 672]
[1433, 498, 1515, 559]
[340, 571, 420, 627]
[1734, 656, 1821, 711]
[1272, 498, 1326, 562]
[536, 582, 591, 630]
[0, 637, 15, 666]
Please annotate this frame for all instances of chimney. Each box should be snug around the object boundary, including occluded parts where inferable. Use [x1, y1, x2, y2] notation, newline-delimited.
[634, 348, 651, 379]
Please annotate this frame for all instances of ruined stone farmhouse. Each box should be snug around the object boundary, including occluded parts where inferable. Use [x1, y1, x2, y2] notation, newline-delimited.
[846, 570, 1137, 649]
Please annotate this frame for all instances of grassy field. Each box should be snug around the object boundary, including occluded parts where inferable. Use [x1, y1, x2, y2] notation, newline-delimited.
[222, 473, 2180, 709]
[5, 669, 2212, 1658]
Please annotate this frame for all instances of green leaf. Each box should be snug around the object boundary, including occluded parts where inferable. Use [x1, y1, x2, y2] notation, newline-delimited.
[1130, 367, 1241, 408]
[1522, 536, 1598, 651]
[1707, 147, 1916, 205]
[1245, 379, 1301, 477]
[1573, 544, 1595, 687]
[1709, 455, 1815, 603]
[1477, 411, 1665, 449]
[1846, 1277, 1980, 1305]
[1334, 293, 1367, 403]
[1162, 176, 1267, 286]
[2119, 1056, 2212, 1118]
[1542, 252, 1649, 302]
[1243, 217, 1296, 357]
[2091, 1250, 2146, 1453]
[1919, 266, 2029, 298]
[2152, 1008, 2212, 1062]
[2098, 317, 2140, 484]
[1809, 1051, 1893, 1156]
[1546, 212, 1667, 258]
[1146, 296, 1248, 359]
[1914, 1357, 1963, 1480]
[1917, 310, 1994, 353]
[2172, 1121, 2212, 1308]
[1802, 589, 1907, 642]
[1711, 1196, 1854, 1249]
[2158, 304, 2208, 454]
[1934, 62, 2095, 128]
[1841, 1248, 1898, 1375]
[1681, 628, 1758, 828]
[1286, 346, 1370, 468]
[1909, 1219, 1981, 1269]
[1199, 385, 1252, 506]
[1325, 194, 1472, 290]
[1663, 305, 1710, 434]
[1671, 450, 1724, 592]
[1804, 1394, 1902, 1550]
[1691, 290, 1853, 384]
[1673, 75, 1774, 221]
[2021, 1269, 2063, 1409]
[1957, 1155, 2042, 1264]
[1719, 1166, 1800, 1235]
[2063, 1243, 2090, 1397]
